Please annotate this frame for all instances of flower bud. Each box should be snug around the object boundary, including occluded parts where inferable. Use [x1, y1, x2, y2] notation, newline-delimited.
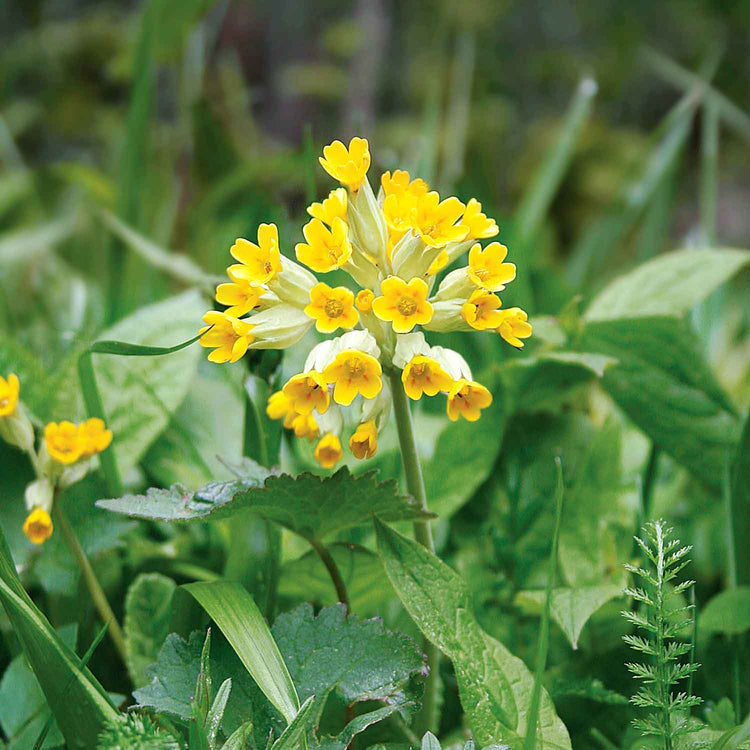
[432, 268, 474, 303]
[268, 256, 317, 307]
[421, 301, 472, 333]
[347, 177, 389, 269]
[24, 477, 54, 513]
[248, 305, 314, 350]
[0, 408, 34, 453]
[392, 332, 430, 370]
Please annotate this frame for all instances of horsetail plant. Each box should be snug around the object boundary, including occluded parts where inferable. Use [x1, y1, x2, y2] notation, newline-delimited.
[622, 520, 701, 749]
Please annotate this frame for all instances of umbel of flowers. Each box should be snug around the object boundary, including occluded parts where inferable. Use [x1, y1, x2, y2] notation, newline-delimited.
[0, 374, 113, 545]
[199, 137, 531, 469]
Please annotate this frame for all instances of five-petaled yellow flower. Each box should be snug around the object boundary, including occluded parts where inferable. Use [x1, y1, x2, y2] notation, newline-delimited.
[23, 508, 54, 545]
[349, 420, 378, 459]
[446, 379, 493, 422]
[0, 374, 19, 417]
[44, 421, 83, 465]
[266, 391, 295, 426]
[199, 312, 255, 363]
[355, 289, 374, 312]
[323, 350, 382, 406]
[460, 198, 499, 239]
[467, 243, 516, 292]
[290, 412, 319, 441]
[304, 283, 359, 333]
[308, 188, 348, 225]
[381, 169, 428, 199]
[216, 273, 264, 317]
[229, 224, 282, 286]
[461, 289, 504, 330]
[412, 193, 468, 247]
[372, 277, 433, 333]
[497, 308, 533, 348]
[282, 372, 330, 415]
[319, 138, 371, 191]
[78, 418, 113, 458]
[402, 355, 454, 400]
[314, 432, 343, 469]
[296, 217, 352, 273]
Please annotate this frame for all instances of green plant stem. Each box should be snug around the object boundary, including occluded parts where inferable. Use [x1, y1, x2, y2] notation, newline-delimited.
[724, 457, 742, 721]
[309, 539, 350, 611]
[52, 500, 128, 667]
[388, 371, 439, 735]
[654, 525, 672, 750]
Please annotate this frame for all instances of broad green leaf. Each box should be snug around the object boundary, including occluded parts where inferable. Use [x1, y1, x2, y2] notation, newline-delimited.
[316, 706, 408, 750]
[422, 732, 441, 750]
[124, 573, 177, 687]
[91, 289, 205, 473]
[731, 414, 750, 586]
[576, 316, 739, 487]
[0, 526, 119, 749]
[700, 587, 750, 636]
[584, 248, 750, 321]
[184, 581, 299, 724]
[271, 696, 315, 750]
[374, 519, 571, 749]
[515, 585, 623, 649]
[99, 466, 430, 541]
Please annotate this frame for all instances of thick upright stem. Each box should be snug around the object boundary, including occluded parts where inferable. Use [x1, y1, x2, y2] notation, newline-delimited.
[52, 501, 128, 666]
[388, 371, 440, 735]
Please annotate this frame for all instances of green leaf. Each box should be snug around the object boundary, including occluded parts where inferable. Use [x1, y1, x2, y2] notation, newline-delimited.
[584, 248, 750, 321]
[124, 573, 177, 688]
[184, 581, 299, 723]
[515, 585, 623, 649]
[374, 518, 571, 749]
[576, 316, 739, 487]
[700, 587, 750, 636]
[99, 465, 430, 541]
[548, 677, 629, 706]
[730, 414, 750, 586]
[270, 696, 315, 750]
[316, 706, 407, 750]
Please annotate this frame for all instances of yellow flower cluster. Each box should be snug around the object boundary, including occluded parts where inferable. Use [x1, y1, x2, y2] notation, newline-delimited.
[200, 137, 531, 470]
[0, 374, 114, 546]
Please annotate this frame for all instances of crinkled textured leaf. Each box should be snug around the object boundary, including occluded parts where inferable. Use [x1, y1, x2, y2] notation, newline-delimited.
[99, 465, 430, 540]
[700, 587, 750, 636]
[584, 248, 750, 321]
[374, 519, 571, 749]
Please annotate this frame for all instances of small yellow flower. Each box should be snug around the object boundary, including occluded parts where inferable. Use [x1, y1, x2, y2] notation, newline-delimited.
[461, 289, 504, 330]
[282, 371, 330, 415]
[0, 374, 20, 417]
[295, 217, 352, 273]
[349, 420, 378, 459]
[307, 188, 348, 225]
[467, 242, 516, 291]
[446, 379, 493, 422]
[496, 308, 533, 348]
[381, 169, 428, 198]
[314, 432, 343, 469]
[78, 418, 113, 458]
[412, 192, 468, 247]
[319, 137, 371, 191]
[199, 311, 255, 363]
[323, 350, 382, 406]
[304, 283, 359, 333]
[426, 250, 450, 276]
[23, 508, 53, 545]
[291, 412, 319, 441]
[229, 224, 282, 286]
[355, 289, 374, 312]
[402, 355, 454, 400]
[460, 198, 499, 239]
[44, 421, 84, 465]
[383, 192, 418, 234]
[216, 275, 264, 317]
[372, 277, 433, 333]
[267, 391, 295, 426]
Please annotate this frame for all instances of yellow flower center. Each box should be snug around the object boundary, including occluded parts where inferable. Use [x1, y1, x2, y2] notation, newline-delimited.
[0, 397, 8, 409]
[397, 297, 418, 317]
[474, 267, 489, 280]
[264, 260, 273, 274]
[411, 363, 425, 377]
[324, 298, 344, 318]
[347, 357, 363, 376]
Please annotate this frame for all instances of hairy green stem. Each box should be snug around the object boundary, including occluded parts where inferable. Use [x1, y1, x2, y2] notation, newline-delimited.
[310, 539, 350, 611]
[52, 500, 128, 666]
[388, 371, 440, 735]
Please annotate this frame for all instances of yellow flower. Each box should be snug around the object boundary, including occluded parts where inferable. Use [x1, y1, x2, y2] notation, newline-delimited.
[372, 277, 433, 333]
[349, 420, 378, 459]
[426, 250, 450, 276]
[467, 242, 516, 291]
[44, 421, 84, 465]
[323, 350, 382, 406]
[314, 432, 343, 469]
[0, 374, 19, 417]
[291, 412, 319, 441]
[295, 217, 352, 273]
[412, 192, 468, 247]
[304, 283, 359, 333]
[402, 355, 454, 400]
[267, 391, 295, 426]
[216, 275, 264, 317]
[460, 198, 499, 239]
[199, 311, 255, 363]
[381, 169, 428, 198]
[229, 224, 282, 286]
[282, 371, 330, 415]
[23, 508, 53, 545]
[383, 193, 418, 234]
[461, 289, 504, 330]
[446, 379, 493, 422]
[355, 289, 374, 312]
[496, 308, 533, 348]
[78, 418, 113, 458]
[307, 188, 348, 225]
[319, 137, 371, 191]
